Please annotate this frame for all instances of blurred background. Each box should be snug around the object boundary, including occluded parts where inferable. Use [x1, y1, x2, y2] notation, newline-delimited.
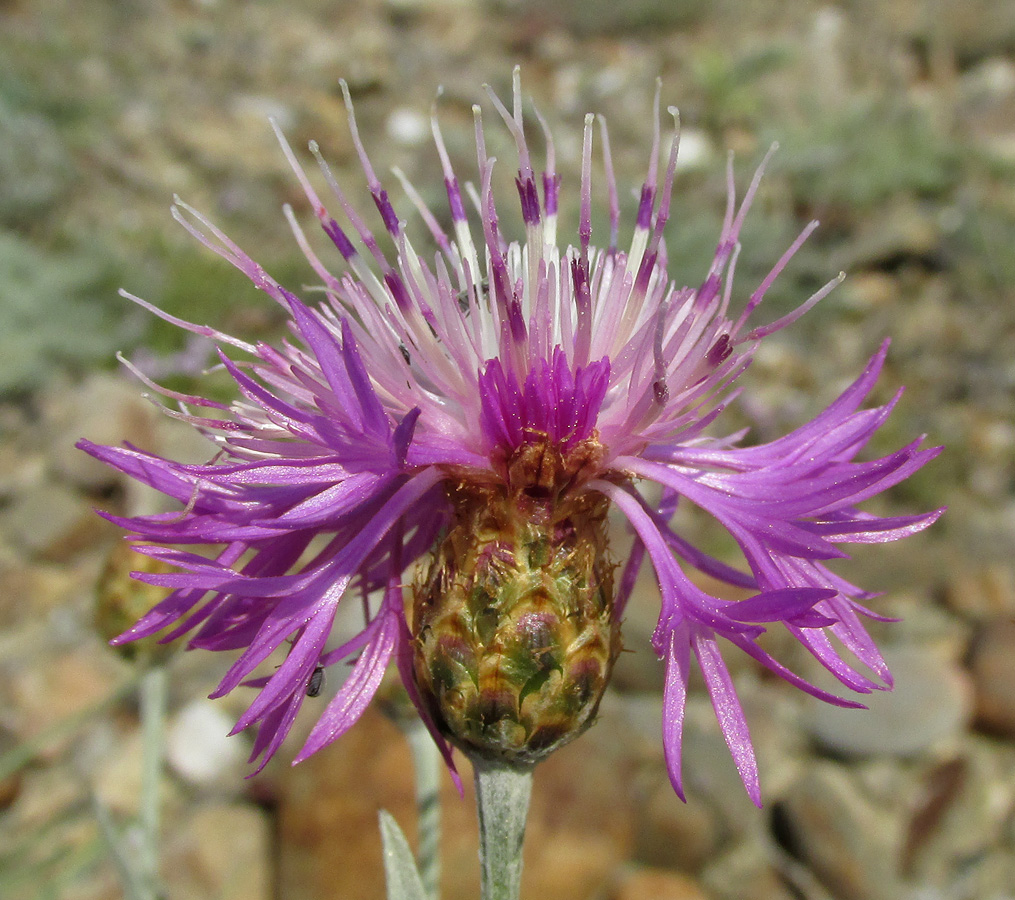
[1, 0, 1014, 898]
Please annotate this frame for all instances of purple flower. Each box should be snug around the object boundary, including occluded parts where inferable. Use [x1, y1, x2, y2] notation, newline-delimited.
[79, 70, 942, 805]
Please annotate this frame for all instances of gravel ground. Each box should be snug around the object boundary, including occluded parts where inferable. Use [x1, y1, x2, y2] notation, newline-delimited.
[2, 1, 1015, 899]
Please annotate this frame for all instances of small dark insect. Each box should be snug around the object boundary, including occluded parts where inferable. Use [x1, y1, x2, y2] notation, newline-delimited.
[307, 665, 325, 698]
[456, 278, 489, 312]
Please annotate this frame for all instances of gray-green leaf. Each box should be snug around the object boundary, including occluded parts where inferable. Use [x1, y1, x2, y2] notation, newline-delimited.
[379, 810, 429, 900]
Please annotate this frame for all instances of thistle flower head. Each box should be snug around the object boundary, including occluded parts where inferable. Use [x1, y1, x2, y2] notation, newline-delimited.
[79, 69, 942, 804]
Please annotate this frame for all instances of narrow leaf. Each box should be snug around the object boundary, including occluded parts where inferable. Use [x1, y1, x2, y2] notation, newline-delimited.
[379, 810, 429, 900]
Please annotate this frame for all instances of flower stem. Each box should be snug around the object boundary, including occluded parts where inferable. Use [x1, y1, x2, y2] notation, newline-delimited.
[472, 757, 533, 900]
[404, 718, 442, 899]
[138, 664, 168, 898]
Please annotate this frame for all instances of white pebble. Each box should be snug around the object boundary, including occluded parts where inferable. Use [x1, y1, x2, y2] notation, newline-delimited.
[167, 700, 247, 786]
[386, 108, 429, 146]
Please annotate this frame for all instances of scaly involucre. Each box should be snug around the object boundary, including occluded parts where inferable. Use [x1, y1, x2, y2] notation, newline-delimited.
[80, 69, 942, 804]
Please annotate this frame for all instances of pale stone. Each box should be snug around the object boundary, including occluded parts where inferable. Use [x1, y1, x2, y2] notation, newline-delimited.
[1, 483, 102, 561]
[0, 554, 79, 629]
[610, 865, 710, 900]
[776, 763, 904, 900]
[700, 840, 797, 900]
[46, 373, 161, 492]
[634, 775, 721, 873]
[673, 129, 714, 173]
[904, 741, 1015, 885]
[92, 727, 145, 817]
[386, 108, 430, 146]
[969, 618, 1015, 736]
[807, 645, 972, 759]
[6, 645, 127, 749]
[166, 803, 273, 900]
[166, 700, 248, 787]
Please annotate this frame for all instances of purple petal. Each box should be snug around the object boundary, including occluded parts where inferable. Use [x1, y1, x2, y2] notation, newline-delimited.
[692, 631, 760, 807]
[724, 587, 836, 624]
[661, 623, 691, 801]
[294, 610, 398, 762]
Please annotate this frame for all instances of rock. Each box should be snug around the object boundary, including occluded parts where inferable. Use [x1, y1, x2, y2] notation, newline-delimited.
[839, 271, 898, 313]
[609, 865, 710, 900]
[903, 740, 1015, 887]
[774, 763, 904, 900]
[674, 129, 715, 173]
[931, 852, 1015, 900]
[166, 700, 249, 789]
[521, 704, 637, 899]
[735, 679, 808, 799]
[805, 7, 848, 106]
[945, 564, 1015, 620]
[277, 702, 637, 900]
[165, 803, 273, 900]
[616, 676, 805, 840]
[92, 726, 146, 817]
[494, 0, 709, 36]
[874, 593, 971, 663]
[961, 57, 1015, 105]
[873, 0, 1015, 61]
[0, 436, 45, 505]
[277, 708, 442, 900]
[44, 372, 161, 493]
[0, 769, 126, 900]
[2, 765, 85, 836]
[6, 645, 127, 752]
[0, 553, 79, 630]
[850, 756, 919, 810]
[0, 725, 23, 811]
[699, 840, 797, 900]
[0, 483, 105, 561]
[679, 692, 793, 836]
[834, 201, 941, 272]
[634, 775, 722, 873]
[386, 107, 430, 147]
[968, 618, 1015, 736]
[806, 645, 972, 759]
[900, 757, 967, 878]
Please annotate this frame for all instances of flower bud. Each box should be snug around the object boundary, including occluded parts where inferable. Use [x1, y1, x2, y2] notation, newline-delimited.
[413, 467, 619, 764]
[95, 542, 175, 666]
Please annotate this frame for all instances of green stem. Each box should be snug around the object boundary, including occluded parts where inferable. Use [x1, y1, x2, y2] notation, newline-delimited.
[92, 795, 152, 900]
[404, 719, 442, 899]
[472, 758, 533, 900]
[138, 665, 168, 897]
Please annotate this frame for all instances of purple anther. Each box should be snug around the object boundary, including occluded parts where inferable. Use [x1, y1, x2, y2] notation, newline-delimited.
[636, 184, 656, 230]
[516, 176, 541, 226]
[372, 189, 401, 237]
[445, 177, 467, 223]
[322, 217, 357, 260]
[384, 271, 413, 312]
[542, 172, 560, 217]
[695, 273, 721, 310]
[508, 297, 528, 344]
[633, 250, 658, 297]
[706, 333, 732, 367]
